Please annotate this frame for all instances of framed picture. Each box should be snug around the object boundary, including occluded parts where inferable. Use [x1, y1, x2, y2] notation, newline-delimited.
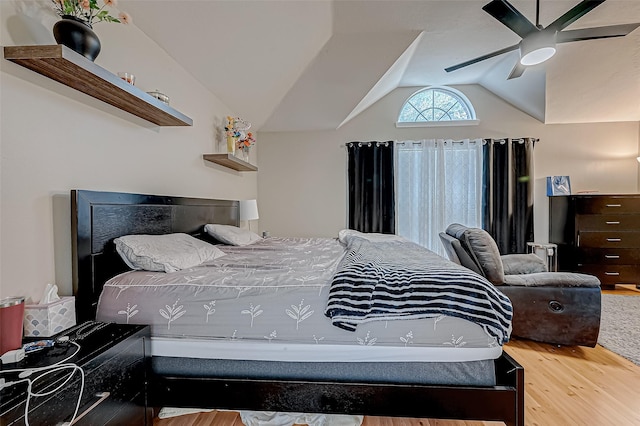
[547, 176, 571, 196]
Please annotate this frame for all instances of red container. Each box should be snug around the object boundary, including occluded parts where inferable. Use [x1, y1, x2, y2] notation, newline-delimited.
[0, 297, 25, 355]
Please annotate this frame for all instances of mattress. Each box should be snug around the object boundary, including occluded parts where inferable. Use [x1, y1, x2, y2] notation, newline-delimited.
[97, 237, 505, 364]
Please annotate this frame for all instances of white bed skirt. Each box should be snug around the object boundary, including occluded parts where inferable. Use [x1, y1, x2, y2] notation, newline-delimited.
[151, 337, 502, 363]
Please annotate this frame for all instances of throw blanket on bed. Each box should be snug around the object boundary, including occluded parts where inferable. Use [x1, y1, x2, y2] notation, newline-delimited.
[325, 236, 513, 345]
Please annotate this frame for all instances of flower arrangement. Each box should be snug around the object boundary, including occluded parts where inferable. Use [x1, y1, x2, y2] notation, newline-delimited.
[236, 132, 256, 154]
[224, 116, 253, 155]
[51, 0, 131, 26]
[225, 116, 242, 141]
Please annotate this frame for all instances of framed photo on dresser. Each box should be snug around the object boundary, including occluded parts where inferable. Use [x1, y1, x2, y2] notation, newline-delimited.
[547, 176, 571, 196]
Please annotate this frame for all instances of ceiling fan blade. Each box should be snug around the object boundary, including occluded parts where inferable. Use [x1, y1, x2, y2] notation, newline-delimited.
[507, 62, 527, 80]
[445, 44, 519, 73]
[482, 0, 539, 38]
[557, 23, 640, 43]
[547, 0, 606, 32]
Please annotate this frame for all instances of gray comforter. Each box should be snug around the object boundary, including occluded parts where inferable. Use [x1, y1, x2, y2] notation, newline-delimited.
[97, 237, 502, 350]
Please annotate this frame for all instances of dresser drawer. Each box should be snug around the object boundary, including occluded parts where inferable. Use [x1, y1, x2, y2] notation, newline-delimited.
[575, 196, 640, 214]
[576, 264, 640, 285]
[577, 231, 640, 248]
[576, 214, 640, 231]
[550, 194, 640, 290]
[576, 248, 640, 265]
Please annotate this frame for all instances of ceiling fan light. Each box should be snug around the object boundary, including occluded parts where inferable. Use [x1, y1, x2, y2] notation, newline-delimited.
[519, 32, 557, 66]
[520, 46, 556, 66]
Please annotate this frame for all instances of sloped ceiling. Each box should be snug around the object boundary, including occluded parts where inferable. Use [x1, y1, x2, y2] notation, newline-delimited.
[120, 0, 640, 131]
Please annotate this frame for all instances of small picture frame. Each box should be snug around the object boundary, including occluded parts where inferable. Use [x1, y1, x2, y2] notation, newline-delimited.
[547, 176, 571, 196]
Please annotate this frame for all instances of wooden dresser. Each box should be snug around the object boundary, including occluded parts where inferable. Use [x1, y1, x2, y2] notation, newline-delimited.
[549, 194, 640, 289]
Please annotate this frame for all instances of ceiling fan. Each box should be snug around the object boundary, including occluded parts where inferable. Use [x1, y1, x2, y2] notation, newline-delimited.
[445, 0, 640, 79]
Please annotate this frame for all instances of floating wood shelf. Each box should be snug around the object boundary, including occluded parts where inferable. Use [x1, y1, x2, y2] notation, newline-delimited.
[203, 154, 258, 171]
[3, 45, 193, 127]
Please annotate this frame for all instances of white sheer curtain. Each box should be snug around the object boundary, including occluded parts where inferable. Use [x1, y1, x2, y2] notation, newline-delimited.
[395, 139, 483, 256]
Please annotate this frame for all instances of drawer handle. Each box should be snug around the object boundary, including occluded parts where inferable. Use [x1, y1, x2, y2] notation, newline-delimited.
[606, 204, 622, 207]
[69, 391, 110, 425]
[605, 255, 620, 259]
[605, 272, 620, 276]
[607, 238, 622, 242]
[605, 221, 620, 225]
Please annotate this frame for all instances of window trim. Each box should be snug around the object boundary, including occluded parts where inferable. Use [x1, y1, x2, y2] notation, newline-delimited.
[396, 119, 480, 128]
[396, 86, 479, 127]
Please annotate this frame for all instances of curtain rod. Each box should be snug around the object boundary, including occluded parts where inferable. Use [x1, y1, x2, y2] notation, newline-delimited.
[343, 141, 390, 147]
[342, 138, 539, 148]
[396, 139, 482, 146]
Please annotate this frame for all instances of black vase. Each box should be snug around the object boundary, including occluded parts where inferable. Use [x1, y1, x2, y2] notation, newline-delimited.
[53, 15, 101, 61]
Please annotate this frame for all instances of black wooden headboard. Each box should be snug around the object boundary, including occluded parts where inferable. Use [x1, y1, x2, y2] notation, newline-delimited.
[71, 190, 239, 322]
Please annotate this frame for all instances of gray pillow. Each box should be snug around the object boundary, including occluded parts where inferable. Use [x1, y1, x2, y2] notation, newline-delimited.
[204, 224, 262, 246]
[461, 228, 504, 284]
[115, 233, 226, 272]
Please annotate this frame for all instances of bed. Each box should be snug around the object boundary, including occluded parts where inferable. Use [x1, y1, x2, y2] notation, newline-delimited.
[71, 189, 524, 425]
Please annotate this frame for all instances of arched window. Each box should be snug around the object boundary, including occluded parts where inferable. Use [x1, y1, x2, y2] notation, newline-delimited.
[397, 87, 478, 127]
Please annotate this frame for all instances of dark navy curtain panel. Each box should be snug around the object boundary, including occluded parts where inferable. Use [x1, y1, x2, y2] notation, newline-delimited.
[482, 138, 535, 254]
[347, 141, 395, 234]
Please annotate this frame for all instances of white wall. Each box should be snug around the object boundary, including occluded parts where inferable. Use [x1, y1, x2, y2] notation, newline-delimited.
[258, 85, 639, 245]
[0, 2, 257, 301]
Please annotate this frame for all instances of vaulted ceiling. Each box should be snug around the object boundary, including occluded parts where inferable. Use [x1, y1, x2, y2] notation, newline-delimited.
[120, 0, 640, 132]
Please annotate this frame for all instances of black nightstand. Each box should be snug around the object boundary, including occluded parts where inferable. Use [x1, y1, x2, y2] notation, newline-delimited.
[0, 322, 151, 425]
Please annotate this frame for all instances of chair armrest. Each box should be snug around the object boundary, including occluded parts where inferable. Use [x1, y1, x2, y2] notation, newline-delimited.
[503, 271, 600, 288]
[501, 253, 548, 275]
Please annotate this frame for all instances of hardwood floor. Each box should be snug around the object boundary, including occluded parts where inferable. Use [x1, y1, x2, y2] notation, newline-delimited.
[603, 284, 640, 296]
[154, 287, 640, 426]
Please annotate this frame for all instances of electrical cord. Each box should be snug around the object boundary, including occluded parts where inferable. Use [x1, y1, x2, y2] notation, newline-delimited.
[0, 341, 81, 376]
[22, 364, 85, 426]
[0, 341, 85, 425]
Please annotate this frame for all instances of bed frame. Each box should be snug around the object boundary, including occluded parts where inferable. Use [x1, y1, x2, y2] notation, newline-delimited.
[71, 189, 524, 426]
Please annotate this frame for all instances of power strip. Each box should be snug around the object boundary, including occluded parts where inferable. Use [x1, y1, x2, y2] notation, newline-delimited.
[1, 348, 25, 364]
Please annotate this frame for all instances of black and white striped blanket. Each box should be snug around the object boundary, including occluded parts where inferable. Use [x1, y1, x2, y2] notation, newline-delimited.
[324, 236, 513, 345]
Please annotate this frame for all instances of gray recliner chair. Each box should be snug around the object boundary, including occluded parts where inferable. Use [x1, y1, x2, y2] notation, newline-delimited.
[440, 223, 601, 347]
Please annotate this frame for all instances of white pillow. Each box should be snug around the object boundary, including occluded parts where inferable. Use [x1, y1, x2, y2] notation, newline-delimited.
[114, 233, 226, 272]
[204, 224, 262, 246]
[338, 229, 407, 244]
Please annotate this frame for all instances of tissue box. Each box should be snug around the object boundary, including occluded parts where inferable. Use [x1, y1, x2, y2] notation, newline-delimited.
[23, 297, 76, 337]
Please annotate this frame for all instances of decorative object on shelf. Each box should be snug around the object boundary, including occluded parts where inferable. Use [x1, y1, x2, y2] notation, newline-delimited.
[50, 0, 131, 61]
[225, 116, 238, 154]
[546, 176, 571, 196]
[52, 15, 101, 61]
[147, 89, 170, 105]
[236, 131, 255, 162]
[117, 71, 135, 85]
[224, 116, 251, 155]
